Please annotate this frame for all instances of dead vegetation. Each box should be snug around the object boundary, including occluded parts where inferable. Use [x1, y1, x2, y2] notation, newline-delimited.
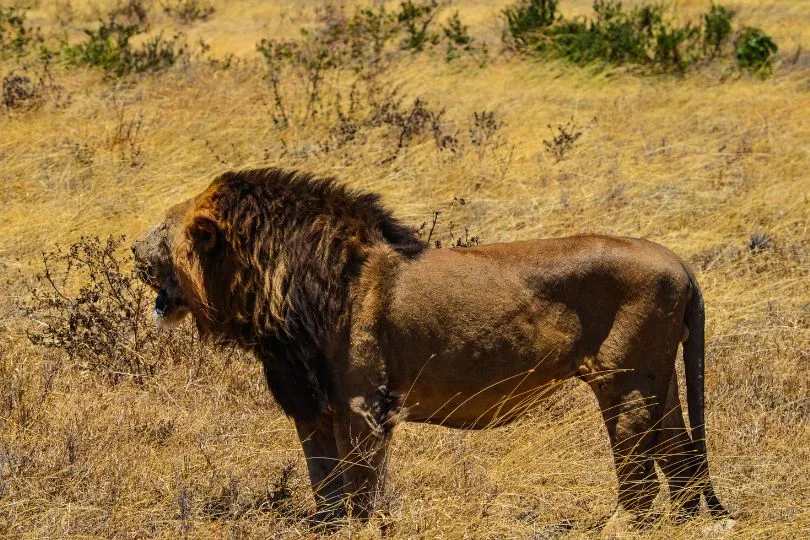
[0, 0, 808, 538]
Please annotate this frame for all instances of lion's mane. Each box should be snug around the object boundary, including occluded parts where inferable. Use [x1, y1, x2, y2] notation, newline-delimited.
[174, 168, 425, 420]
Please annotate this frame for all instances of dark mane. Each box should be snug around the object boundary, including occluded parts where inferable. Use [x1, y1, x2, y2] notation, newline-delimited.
[191, 167, 425, 420]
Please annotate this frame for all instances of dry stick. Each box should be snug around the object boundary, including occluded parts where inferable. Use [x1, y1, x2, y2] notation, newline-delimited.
[426, 210, 440, 246]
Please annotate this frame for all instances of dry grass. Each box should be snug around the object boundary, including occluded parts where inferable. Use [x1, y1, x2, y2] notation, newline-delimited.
[1, 0, 809, 538]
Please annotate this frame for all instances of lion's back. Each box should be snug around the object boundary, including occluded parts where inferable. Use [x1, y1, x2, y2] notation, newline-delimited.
[395, 234, 689, 298]
[385, 234, 691, 355]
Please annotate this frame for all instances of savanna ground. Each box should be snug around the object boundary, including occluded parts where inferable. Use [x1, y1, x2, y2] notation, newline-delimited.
[1, 0, 809, 538]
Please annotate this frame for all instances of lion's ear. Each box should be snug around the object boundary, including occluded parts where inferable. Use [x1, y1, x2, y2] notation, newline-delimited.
[189, 216, 219, 253]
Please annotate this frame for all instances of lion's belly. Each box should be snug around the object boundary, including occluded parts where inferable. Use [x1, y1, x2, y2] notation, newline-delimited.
[384, 250, 586, 428]
[389, 331, 579, 428]
[400, 372, 567, 428]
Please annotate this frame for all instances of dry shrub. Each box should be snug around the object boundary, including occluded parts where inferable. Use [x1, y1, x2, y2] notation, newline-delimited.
[23, 235, 206, 385]
[162, 0, 215, 25]
[417, 198, 482, 249]
[2, 72, 40, 110]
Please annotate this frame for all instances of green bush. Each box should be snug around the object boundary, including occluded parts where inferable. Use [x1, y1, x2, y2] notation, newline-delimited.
[62, 16, 187, 77]
[503, 0, 558, 49]
[547, 2, 702, 71]
[702, 3, 734, 58]
[735, 27, 778, 76]
[551, 3, 667, 65]
[652, 19, 700, 72]
[502, 0, 777, 75]
[398, 0, 440, 52]
[442, 11, 473, 62]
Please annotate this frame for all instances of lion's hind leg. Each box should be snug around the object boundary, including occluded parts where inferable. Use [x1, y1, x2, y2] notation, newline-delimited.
[654, 372, 703, 519]
[588, 369, 666, 523]
[657, 372, 729, 522]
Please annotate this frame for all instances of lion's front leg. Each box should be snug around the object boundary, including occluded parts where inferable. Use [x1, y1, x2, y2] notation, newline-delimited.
[332, 395, 391, 520]
[294, 414, 346, 523]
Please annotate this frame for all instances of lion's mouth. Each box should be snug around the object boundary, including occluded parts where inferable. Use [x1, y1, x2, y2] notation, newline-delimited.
[153, 288, 189, 325]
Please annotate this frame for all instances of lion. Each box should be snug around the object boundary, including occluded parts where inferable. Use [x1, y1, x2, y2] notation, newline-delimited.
[132, 168, 729, 527]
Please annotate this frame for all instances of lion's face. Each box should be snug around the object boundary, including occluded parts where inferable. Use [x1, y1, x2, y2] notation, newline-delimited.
[132, 198, 196, 326]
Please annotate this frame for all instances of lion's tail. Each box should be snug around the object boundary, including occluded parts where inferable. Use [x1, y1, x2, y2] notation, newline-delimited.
[682, 267, 728, 517]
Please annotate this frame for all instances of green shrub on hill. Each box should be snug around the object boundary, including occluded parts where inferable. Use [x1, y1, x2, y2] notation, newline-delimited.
[502, 0, 777, 75]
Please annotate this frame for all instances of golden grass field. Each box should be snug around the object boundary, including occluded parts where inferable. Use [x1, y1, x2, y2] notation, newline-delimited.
[1, 0, 809, 537]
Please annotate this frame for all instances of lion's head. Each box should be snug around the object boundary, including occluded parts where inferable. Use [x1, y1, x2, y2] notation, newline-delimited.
[132, 168, 425, 418]
[132, 182, 245, 336]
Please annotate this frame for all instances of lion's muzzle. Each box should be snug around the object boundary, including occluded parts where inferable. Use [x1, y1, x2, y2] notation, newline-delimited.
[154, 289, 168, 315]
[132, 234, 189, 327]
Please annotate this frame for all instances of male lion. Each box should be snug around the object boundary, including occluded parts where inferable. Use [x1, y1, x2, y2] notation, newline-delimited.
[132, 168, 729, 526]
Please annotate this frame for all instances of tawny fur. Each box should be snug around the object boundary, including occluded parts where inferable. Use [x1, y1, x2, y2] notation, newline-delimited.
[132, 167, 728, 524]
